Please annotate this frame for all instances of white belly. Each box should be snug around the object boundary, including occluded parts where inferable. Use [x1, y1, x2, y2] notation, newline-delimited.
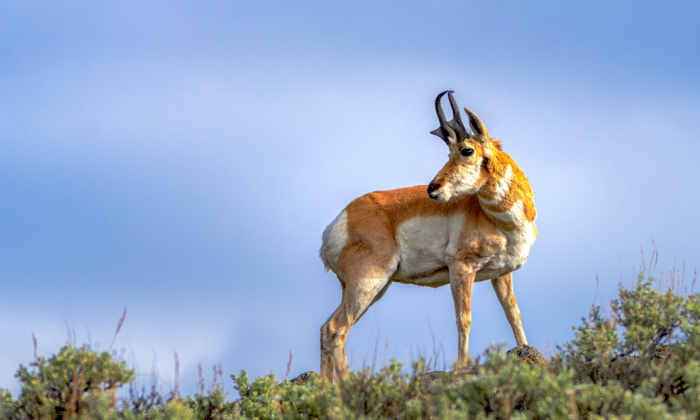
[391, 216, 536, 285]
[322, 212, 535, 286]
[391, 215, 463, 286]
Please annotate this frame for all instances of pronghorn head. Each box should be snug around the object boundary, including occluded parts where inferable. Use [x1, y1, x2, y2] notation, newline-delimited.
[427, 91, 493, 202]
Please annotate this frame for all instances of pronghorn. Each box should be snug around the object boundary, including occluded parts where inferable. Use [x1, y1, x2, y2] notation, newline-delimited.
[319, 91, 537, 381]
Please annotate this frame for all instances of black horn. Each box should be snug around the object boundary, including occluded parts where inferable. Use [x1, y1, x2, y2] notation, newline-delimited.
[448, 92, 468, 138]
[430, 91, 470, 145]
[430, 91, 454, 144]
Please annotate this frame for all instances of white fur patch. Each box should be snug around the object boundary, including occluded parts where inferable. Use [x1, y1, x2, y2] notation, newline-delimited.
[320, 210, 348, 274]
[483, 200, 525, 224]
[431, 186, 453, 202]
[450, 160, 483, 196]
[392, 214, 464, 286]
[502, 221, 537, 270]
[478, 221, 537, 280]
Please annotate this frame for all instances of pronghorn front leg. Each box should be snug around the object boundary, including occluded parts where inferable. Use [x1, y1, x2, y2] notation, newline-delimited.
[448, 261, 476, 369]
[491, 273, 528, 346]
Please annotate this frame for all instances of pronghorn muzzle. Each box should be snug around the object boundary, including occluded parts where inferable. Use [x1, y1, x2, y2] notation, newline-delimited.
[427, 182, 440, 195]
[427, 176, 453, 202]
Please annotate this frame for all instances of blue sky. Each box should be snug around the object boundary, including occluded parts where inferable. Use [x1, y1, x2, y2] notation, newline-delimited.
[1, 1, 699, 397]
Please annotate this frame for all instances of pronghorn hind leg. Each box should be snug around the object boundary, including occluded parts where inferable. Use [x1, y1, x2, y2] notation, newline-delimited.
[320, 253, 396, 382]
[320, 292, 345, 382]
[491, 273, 528, 346]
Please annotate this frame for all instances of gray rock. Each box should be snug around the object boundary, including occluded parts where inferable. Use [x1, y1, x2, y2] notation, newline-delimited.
[506, 344, 549, 368]
[416, 345, 548, 385]
[288, 371, 318, 385]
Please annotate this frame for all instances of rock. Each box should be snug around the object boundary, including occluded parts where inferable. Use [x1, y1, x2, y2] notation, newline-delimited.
[416, 345, 548, 386]
[506, 344, 549, 368]
[415, 366, 478, 387]
[288, 371, 318, 385]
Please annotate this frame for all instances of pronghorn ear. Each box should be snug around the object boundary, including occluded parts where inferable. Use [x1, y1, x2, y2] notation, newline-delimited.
[464, 108, 488, 143]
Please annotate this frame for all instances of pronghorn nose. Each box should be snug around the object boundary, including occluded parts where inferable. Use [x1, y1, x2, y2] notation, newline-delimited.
[427, 182, 440, 195]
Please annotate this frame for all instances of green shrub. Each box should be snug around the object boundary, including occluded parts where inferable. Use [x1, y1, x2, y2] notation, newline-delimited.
[225, 270, 700, 419]
[557, 274, 700, 418]
[4, 264, 700, 419]
[5, 344, 134, 419]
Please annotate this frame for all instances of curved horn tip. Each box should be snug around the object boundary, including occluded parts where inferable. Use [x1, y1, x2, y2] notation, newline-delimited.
[434, 93, 448, 125]
[447, 91, 458, 106]
[447, 92, 462, 114]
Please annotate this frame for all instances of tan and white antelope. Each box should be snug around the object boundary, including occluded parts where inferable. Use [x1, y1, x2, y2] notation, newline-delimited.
[319, 91, 537, 381]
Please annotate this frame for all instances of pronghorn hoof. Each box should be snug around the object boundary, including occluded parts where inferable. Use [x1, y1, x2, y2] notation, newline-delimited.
[506, 345, 548, 368]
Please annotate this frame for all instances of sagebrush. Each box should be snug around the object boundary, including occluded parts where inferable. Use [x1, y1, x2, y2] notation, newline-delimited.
[2, 267, 700, 419]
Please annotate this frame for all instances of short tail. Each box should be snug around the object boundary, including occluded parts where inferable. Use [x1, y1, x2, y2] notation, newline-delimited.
[318, 210, 348, 275]
[319, 243, 332, 272]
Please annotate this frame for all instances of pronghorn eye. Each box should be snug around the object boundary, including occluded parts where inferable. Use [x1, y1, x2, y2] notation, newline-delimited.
[460, 148, 474, 157]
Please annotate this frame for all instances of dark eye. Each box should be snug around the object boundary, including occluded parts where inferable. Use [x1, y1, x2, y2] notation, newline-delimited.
[460, 148, 474, 157]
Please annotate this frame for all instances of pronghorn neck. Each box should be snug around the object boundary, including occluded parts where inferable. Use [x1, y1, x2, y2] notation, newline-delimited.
[476, 144, 536, 233]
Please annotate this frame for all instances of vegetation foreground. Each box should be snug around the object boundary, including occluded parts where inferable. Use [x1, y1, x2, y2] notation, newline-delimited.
[3, 268, 700, 419]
